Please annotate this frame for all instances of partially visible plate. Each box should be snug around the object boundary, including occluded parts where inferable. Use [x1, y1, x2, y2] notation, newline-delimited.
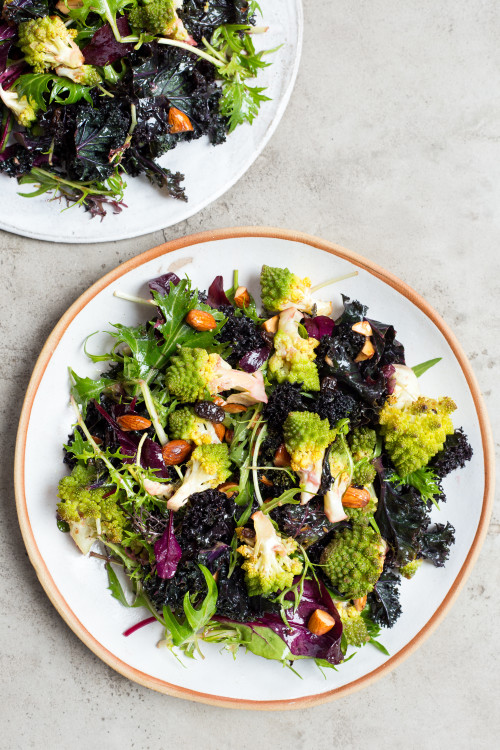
[14, 228, 494, 708]
[0, 2, 302, 243]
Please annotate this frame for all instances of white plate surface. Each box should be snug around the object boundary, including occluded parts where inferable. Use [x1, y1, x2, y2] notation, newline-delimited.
[0, 2, 302, 243]
[18, 233, 491, 705]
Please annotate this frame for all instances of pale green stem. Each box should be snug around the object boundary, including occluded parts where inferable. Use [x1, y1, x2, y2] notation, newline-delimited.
[157, 38, 224, 67]
[113, 290, 155, 306]
[69, 395, 134, 497]
[310, 270, 359, 293]
[136, 432, 148, 467]
[251, 422, 267, 506]
[137, 379, 168, 446]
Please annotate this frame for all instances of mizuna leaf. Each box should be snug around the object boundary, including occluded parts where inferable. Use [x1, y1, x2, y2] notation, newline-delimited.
[15, 73, 94, 111]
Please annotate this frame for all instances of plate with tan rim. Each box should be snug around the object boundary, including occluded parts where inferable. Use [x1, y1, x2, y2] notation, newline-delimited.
[0, 1, 302, 244]
[14, 227, 494, 709]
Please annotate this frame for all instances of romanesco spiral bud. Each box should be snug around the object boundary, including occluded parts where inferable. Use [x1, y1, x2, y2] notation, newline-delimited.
[321, 525, 386, 599]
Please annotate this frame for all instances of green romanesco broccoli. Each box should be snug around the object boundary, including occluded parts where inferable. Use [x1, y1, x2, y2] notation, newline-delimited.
[323, 433, 353, 522]
[283, 411, 336, 503]
[18, 16, 85, 73]
[236, 510, 303, 596]
[321, 525, 387, 599]
[260, 264, 332, 315]
[400, 559, 422, 579]
[169, 406, 221, 445]
[0, 84, 38, 127]
[335, 602, 370, 648]
[379, 395, 456, 475]
[268, 307, 320, 391]
[167, 443, 231, 511]
[165, 346, 267, 405]
[349, 426, 377, 485]
[128, 0, 192, 41]
[57, 463, 128, 554]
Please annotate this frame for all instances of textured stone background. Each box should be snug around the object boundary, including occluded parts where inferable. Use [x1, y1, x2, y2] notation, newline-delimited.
[1, 0, 499, 747]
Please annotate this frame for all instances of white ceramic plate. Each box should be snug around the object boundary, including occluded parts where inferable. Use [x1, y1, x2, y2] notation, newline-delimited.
[15, 228, 494, 708]
[0, 2, 302, 243]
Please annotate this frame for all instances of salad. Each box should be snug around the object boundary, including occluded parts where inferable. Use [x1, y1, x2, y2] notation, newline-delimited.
[57, 264, 473, 671]
[0, 1, 275, 217]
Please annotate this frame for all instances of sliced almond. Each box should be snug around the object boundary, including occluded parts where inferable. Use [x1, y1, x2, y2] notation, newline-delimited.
[117, 414, 152, 431]
[234, 286, 250, 308]
[341, 486, 370, 508]
[262, 315, 279, 334]
[218, 481, 239, 497]
[307, 608, 336, 636]
[185, 309, 217, 331]
[161, 439, 192, 465]
[355, 338, 376, 362]
[91, 435, 103, 445]
[274, 444, 291, 467]
[213, 422, 226, 441]
[352, 320, 373, 336]
[353, 595, 367, 613]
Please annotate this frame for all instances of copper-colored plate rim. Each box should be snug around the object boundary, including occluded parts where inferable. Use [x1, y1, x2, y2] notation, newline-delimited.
[14, 227, 495, 710]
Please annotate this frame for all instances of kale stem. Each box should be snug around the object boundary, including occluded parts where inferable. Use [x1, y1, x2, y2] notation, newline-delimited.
[157, 38, 224, 67]
[251, 422, 267, 506]
[310, 271, 358, 293]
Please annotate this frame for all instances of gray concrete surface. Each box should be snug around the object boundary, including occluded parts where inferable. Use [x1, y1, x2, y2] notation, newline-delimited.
[1, 0, 499, 747]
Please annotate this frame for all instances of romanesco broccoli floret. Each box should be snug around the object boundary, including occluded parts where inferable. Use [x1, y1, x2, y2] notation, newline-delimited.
[321, 525, 387, 599]
[128, 0, 191, 40]
[57, 463, 128, 554]
[236, 510, 303, 596]
[167, 443, 231, 511]
[18, 16, 84, 73]
[349, 426, 377, 485]
[379, 396, 456, 476]
[283, 411, 335, 503]
[0, 84, 38, 127]
[268, 307, 320, 391]
[323, 433, 353, 523]
[260, 264, 332, 315]
[335, 602, 370, 648]
[165, 346, 267, 405]
[54, 64, 102, 86]
[169, 406, 221, 445]
[400, 559, 422, 579]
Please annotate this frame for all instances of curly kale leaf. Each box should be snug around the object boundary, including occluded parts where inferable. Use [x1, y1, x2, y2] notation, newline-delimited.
[180, 0, 252, 41]
[367, 568, 402, 628]
[2, 0, 48, 24]
[419, 522, 455, 567]
[375, 463, 430, 567]
[73, 104, 130, 180]
[430, 428, 473, 479]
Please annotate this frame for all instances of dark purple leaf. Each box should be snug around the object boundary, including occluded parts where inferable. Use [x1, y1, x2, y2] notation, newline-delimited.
[303, 316, 335, 340]
[92, 400, 171, 478]
[0, 24, 17, 43]
[238, 346, 271, 373]
[381, 364, 396, 394]
[207, 275, 230, 307]
[154, 512, 182, 579]
[148, 272, 180, 296]
[82, 17, 135, 66]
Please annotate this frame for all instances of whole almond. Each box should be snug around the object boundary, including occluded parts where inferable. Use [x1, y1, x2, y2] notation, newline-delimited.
[341, 486, 370, 508]
[353, 595, 367, 612]
[222, 403, 247, 413]
[185, 309, 217, 331]
[213, 422, 226, 441]
[274, 444, 291, 467]
[117, 414, 152, 431]
[224, 428, 234, 444]
[260, 475, 274, 487]
[234, 286, 250, 308]
[162, 439, 192, 465]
